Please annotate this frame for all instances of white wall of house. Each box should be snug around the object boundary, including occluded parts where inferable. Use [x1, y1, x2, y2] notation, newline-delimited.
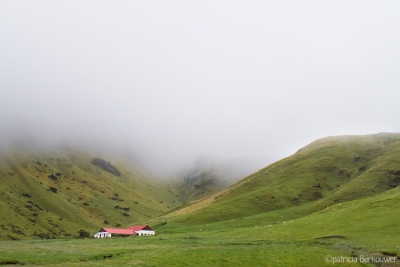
[94, 232, 111, 238]
[135, 230, 155, 236]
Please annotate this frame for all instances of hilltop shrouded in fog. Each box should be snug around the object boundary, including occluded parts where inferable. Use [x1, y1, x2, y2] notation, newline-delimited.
[1, 1, 400, 175]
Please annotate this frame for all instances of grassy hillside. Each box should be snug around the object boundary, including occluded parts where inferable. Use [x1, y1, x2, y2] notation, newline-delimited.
[0, 145, 182, 240]
[164, 133, 400, 224]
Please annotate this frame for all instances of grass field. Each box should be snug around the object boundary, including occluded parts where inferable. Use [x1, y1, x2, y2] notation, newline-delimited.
[0, 230, 381, 266]
[1, 186, 399, 266]
[0, 223, 395, 267]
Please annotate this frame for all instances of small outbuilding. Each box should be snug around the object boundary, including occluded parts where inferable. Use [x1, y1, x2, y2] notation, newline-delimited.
[128, 225, 155, 236]
[94, 225, 155, 238]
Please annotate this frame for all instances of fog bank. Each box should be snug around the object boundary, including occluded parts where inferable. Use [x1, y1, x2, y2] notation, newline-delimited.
[1, 1, 399, 175]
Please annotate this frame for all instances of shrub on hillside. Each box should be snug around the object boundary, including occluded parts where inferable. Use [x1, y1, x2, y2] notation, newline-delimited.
[78, 230, 90, 239]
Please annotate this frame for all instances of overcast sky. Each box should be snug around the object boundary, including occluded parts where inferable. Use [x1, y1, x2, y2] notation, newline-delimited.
[1, 1, 399, 174]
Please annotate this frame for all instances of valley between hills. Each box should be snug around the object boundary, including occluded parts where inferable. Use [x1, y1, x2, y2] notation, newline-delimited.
[1, 133, 400, 266]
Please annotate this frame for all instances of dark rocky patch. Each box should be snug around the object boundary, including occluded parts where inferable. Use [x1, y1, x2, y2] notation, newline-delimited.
[388, 170, 400, 176]
[10, 224, 25, 236]
[49, 187, 57, 193]
[386, 170, 400, 188]
[291, 197, 300, 204]
[12, 229, 25, 236]
[48, 174, 57, 181]
[359, 165, 368, 172]
[114, 205, 129, 211]
[0, 259, 24, 265]
[102, 254, 113, 259]
[337, 169, 351, 177]
[388, 177, 400, 188]
[92, 158, 121, 176]
[34, 204, 43, 211]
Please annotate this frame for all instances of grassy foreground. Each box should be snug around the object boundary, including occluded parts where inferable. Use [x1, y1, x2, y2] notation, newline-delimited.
[0, 232, 373, 267]
[2, 185, 400, 267]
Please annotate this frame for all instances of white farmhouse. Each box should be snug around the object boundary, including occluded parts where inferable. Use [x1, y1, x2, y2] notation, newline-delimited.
[94, 225, 155, 238]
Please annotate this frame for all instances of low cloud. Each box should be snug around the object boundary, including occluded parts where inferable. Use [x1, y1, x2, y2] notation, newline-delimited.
[1, 1, 399, 175]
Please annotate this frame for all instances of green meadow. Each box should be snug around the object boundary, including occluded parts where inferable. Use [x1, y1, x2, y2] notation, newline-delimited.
[1, 186, 399, 266]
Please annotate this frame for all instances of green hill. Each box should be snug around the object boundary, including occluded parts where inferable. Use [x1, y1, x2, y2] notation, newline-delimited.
[144, 133, 400, 265]
[164, 133, 400, 225]
[0, 145, 182, 240]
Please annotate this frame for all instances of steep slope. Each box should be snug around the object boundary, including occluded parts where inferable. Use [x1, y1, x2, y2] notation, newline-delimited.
[176, 166, 243, 203]
[0, 146, 182, 240]
[165, 133, 400, 224]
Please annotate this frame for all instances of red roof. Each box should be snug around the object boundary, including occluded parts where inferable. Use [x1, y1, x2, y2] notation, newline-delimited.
[102, 228, 134, 235]
[100, 225, 153, 235]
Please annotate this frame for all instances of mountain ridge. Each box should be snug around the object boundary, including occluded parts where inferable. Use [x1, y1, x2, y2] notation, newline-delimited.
[160, 133, 400, 224]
